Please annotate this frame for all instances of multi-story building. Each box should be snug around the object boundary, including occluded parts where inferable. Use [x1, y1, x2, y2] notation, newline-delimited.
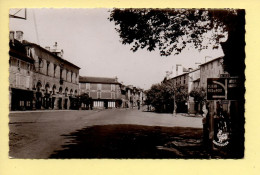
[200, 56, 226, 89]
[9, 31, 80, 110]
[187, 68, 201, 114]
[9, 31, 35, 111]
[79, 76, 121, 108]
[120, 85, 144, 108]
[166, 68, 189, 113]
[26, 41, 80, 110]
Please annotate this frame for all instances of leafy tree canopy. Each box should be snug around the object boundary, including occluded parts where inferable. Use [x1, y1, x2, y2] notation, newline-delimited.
[109, 8, 245, 76]
[189, 87, 206, 102]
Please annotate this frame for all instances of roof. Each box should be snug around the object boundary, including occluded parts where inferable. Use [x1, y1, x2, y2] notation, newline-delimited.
[199, 56, 223, 66]
[189, 68, 200, 73]
[170, 72, 189, 80]
[9, 40, 34, 63]
[79, 76, 121, 84]
[24, 42, 80, 69]
[193, 78, 200, 82]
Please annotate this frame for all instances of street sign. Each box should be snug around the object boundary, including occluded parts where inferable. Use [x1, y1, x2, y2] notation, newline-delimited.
[220, 73, 230, 78]
[207, 78, 239, 100]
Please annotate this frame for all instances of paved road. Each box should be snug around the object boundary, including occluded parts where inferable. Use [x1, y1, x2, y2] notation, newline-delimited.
[9, 108, 205, 159]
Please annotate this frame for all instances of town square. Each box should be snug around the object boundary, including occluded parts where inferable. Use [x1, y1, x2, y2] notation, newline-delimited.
[8, 8, 245, 159]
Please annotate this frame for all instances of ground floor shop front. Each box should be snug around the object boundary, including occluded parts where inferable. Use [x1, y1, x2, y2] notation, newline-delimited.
[90, 99, 122, 109]
[10, 88, 78, 111]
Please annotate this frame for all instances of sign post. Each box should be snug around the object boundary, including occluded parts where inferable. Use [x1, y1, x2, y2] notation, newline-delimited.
[206, 77, 239, 149]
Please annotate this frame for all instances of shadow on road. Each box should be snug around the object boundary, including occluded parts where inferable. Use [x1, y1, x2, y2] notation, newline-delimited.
[49, 125, 210, 159]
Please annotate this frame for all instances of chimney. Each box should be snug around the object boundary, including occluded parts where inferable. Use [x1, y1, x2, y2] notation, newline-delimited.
[188, 68, 193, 72]
[9, 31, 15, 45]
[60, 49, 64, 58]
[16, 31, 23, 42]
[45, 46, 50, 51]
[176, 64, 182, 76]
[53, 42, 58, 50]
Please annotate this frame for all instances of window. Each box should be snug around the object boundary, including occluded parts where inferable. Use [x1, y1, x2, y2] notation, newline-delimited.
[80, 83, 86, 90]
[27, 63, 30, 71]
[27, 48, 31, 57]
[111, 92, 115, 99]
[17, 60, 20, 71]
[54, 64, 57, 77]
[38, 58, 42, 72]
[65, 70, 68, 81]
[60, 68, 63, 79]
[75, 73, 78, 83]
[111, 84, 116, 91]
[71, 71, 73, 82]
[97, 92, 101, 98]
[86, 83, 90, 90]
[97, 84, 102, 90]
[46, 61, 50, 76]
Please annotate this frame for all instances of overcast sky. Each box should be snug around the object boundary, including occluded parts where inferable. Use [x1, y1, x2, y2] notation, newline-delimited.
[9, 8, 224, 90]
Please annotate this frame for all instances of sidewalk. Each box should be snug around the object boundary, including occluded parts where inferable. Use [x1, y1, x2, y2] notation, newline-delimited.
[9, 108, 102, 114]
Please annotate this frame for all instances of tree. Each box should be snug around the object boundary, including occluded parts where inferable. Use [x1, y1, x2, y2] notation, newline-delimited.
[79, 93, 92, 109]
[189, 87, 206, 103]
[145, 81, 175, 113]
[110, 8, 245, 157]
[109, 8, 245, 77]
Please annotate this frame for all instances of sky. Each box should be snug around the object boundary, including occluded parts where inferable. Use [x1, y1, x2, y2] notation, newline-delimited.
[9, 8, 224, 90]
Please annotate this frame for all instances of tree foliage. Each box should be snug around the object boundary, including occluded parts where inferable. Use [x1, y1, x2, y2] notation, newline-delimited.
[145, 80, 188, 112]
[145, 82, 174, 112]
[174, 84, 189, 103]
[189, 87, 206, 102]
[109, 8, 245, 76]
[79, 93, 92, 106]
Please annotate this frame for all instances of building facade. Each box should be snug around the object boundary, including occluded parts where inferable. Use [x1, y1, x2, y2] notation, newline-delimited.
[169, 72, 189, 113]
[27, 42, 80, 110]
[187, 68, 201, 114]
[9, 31, 35, 111]
[200, 57, 226, 89]
[79, 76, 121, 108]
[9, 31, 80, 111]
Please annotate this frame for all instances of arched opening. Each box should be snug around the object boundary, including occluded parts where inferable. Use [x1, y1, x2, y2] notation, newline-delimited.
[65, 87, 68, 96]
[36, 81, 42, 92]
[59, 87, 63, 94]
[43, 83, 51, 109]
[45, 83, 50, 94]
[58, 87, 63, 109]
[51, 85, 57, 109]
[36, 81, 42, 109]
[64, 87, 69, 109]
[70, 89, 73, 96]
[52, 85, 56, 95]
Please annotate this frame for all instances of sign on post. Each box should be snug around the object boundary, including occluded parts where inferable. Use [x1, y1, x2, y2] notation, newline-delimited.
[207, 78, 239, 100]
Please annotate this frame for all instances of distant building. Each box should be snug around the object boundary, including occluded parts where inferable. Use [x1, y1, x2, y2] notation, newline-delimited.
[188, 68, 201, 114]
[168, 69, 189, 113]
[79, 76, 121, 108]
